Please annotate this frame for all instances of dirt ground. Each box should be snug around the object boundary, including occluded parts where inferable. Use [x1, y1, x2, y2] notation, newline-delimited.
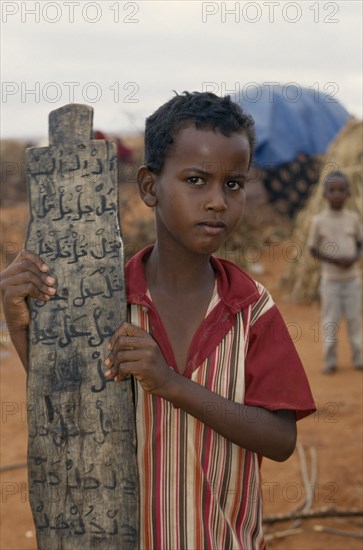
[0, 200, 362, 549]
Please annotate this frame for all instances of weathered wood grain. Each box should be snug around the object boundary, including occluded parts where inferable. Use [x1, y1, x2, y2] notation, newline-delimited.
[25, 104, 139, 549]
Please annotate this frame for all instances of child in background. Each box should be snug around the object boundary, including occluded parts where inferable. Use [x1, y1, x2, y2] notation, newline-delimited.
[1, 92, 316, 549]
[308, 171, 363, 374]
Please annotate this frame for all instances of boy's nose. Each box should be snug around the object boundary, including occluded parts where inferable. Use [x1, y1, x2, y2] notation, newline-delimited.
[204, 187, 227, 212]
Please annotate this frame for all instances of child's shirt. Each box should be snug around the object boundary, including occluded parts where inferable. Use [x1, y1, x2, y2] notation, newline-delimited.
[308, 208, 363, 282]
[126, 246, 316, 550]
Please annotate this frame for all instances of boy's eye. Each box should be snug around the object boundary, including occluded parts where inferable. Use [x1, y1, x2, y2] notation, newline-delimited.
[225, 180, 244, 191]
[187, 176, 204, 186]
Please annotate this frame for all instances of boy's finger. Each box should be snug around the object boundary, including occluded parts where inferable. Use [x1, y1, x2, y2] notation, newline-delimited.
[113, 373, 128, 383]
[8, 280, 56, 302]
[112, 335, 145, 351]
[5, 271, 56, 294]
[113, 364, 134, 383]
[16, 250, 50, 273]
[104, 347, 138, 370]
[5, 257, 54, 284]
[120, 322, 146, 337]
[108, 322, 147, 350]
[104, 366, 117, 378]
[112, 349, 141, 366]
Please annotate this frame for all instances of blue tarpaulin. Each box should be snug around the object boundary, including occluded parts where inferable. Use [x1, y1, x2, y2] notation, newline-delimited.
[236, 84, 350, 168]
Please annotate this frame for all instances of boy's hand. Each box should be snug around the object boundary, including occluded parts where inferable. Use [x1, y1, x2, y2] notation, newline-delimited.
[335, 256, 357, 269]
[104, 322, 176, 395]
[0, 250, 57, 332]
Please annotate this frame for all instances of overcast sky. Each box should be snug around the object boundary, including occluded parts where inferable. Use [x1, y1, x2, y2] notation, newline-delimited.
[1, 0, 362, 140]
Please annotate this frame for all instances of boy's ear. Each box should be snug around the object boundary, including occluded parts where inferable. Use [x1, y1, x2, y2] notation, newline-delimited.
[137, 166, 157, 207]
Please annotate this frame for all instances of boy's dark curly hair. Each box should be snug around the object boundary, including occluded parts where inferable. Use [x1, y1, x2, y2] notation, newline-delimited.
[144, 91, 256, 174]
[324, 170, 349, 187]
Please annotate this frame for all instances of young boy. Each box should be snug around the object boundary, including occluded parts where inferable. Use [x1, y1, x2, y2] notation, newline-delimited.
[308, 171, 363, 374]
[1, 92, 315, 549]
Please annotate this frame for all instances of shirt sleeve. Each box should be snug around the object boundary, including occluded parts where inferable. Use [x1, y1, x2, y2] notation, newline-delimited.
[244, 300, 316, 420]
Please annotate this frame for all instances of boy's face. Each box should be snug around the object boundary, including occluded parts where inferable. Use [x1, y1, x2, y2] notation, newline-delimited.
[140, 124, 250, 256]
[324, 176, 349, 210]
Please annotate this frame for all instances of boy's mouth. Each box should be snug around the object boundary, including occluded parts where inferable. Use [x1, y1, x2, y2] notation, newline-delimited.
[197, 220, 226, 234]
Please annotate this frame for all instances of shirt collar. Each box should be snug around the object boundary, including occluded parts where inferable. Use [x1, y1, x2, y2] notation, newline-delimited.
[126, 244, 259, 313]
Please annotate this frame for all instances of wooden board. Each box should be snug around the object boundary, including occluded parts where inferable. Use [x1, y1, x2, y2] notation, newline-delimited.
[25, 104, 139, 549]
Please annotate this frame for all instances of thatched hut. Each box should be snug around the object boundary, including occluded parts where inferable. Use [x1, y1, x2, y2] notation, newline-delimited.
[281, 117, 363, 302]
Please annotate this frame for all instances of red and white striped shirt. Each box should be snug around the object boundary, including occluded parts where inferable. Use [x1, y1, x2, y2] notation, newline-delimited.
[126, 246, 316, 550]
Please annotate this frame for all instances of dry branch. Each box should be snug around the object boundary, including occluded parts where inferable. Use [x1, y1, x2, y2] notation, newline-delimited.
[313, 524, 363, 539]
[264, 507, 363, 524]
